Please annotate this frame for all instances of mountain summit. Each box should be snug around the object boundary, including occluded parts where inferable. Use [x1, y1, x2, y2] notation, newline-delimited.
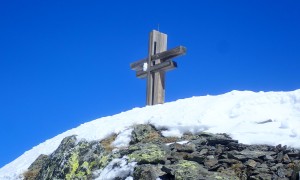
[1, 90, 300, 179]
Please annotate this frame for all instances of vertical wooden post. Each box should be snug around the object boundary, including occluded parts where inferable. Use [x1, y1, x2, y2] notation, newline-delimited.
[146, 32, 154, 105]
[146, 30, 167, 105]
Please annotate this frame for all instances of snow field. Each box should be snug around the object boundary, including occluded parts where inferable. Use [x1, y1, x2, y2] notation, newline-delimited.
[0, 89, 300, 179]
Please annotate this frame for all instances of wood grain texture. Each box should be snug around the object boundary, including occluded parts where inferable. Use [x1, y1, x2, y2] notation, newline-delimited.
[136, 60, 177, 79]
[130, 46, 186, 71]
[146, 30, 167, 105]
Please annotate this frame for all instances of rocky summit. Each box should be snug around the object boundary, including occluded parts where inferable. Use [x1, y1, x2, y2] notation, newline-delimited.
[24, 124, 300, 180]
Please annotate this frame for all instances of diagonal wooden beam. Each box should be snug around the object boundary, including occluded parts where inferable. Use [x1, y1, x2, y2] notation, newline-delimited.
[136, 60, 177, 79]
[130, 46, 186, 71]
[152, 46, 186, 62]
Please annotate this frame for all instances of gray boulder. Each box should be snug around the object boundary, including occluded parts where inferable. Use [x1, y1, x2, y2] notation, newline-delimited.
[36, 135, 107, 180]
[130, 124, 162, 144]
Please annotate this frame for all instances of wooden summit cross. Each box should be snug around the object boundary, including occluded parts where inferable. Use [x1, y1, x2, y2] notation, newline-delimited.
[130, 30, 186, 105]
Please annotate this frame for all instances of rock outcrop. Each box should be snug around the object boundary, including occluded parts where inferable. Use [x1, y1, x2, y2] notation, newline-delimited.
[24, 124, 300, 180]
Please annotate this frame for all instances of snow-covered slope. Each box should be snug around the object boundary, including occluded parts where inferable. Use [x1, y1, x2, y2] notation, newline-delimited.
[1, 89, 300, 179]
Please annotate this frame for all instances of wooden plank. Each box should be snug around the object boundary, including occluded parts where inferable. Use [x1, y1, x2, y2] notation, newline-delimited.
[130, 46, 186, 71]
[146, 31, 155, 105]
[130, 58, 147, 71]
[152, 30, 167, 105]
[146, 30, 168, 105]
[152, 46, 186, 62]
[136, 60, 177, 78]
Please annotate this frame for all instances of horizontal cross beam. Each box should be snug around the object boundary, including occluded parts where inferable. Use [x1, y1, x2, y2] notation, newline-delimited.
[136, 60, 177, 78]
[130, 46, 186, 71]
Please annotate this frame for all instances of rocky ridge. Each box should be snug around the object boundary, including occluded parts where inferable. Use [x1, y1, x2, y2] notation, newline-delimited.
[24, 124, 300, 180]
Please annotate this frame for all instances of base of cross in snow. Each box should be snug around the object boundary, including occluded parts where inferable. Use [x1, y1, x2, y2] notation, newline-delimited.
[24, 124, 300, 180]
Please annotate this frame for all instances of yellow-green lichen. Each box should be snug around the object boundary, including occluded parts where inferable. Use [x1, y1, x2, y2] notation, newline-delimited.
[99, 154, 110, 168]
[177, 160, 198, 170]
[128, 144, 166, 163]
[66, 155, 92, 180]
[89, 160, 97, 170]
[128, 145, 140, 152]
[80, 161, 91, 175]
[174, 160, 200, 180]
[214, 176, 224, 179]
[78, 141, 89, 150]
[207, 173, 239, 180]
[65, 152, 79, 180]
[75, 171, 87, 180]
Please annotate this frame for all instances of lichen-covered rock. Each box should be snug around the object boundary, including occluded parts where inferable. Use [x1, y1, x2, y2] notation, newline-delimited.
[173, 160, 203, 180]
[283, 154, 291, 164]
[130, 124, 162, 144]
[197, 132, 238, 146]
[204, 156, 218, 168]
[181, 151, 205, 164]
[228, 149, 275, 161]
[245, 159, 257, 168]
[162, 160, 207, 180]
[162, 160, 239, 180]
[26, 123, 300, 180]
[35, 135, 106, 180]
[206, 172, 240, 180]
[128, 143, 169, 164]
[250, 173, 273, 180]
[23, 154, 48, 180]
[169, 142, 196, 153]
[214, 169, 240, 180]
[36, 135, 78, 179]
[291, 160, 300, 180]
[133, 164, 165, 180]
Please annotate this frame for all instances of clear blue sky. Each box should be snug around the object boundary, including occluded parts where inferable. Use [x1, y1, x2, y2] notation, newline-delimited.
[0, 0, 299, 167]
